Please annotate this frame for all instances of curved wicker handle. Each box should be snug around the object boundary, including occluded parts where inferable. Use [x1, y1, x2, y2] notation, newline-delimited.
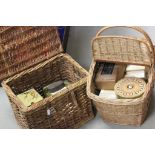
[96, 26, 155, 65]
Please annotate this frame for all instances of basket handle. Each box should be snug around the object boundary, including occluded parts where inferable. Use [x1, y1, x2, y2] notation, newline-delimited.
[96, 26, 155, 65]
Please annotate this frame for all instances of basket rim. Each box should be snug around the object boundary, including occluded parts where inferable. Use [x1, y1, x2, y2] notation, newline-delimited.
[2, 53, 89, 113]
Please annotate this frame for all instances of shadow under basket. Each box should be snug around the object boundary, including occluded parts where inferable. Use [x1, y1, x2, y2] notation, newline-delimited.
[2, 54, 94, 128]
[87, 26, 155, 126]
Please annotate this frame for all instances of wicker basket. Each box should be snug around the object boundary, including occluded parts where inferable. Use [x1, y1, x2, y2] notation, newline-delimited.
[87, 26, 155, 126]
[1, 26, 94, 128]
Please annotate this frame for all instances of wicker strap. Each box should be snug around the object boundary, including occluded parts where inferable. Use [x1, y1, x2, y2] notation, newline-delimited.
[95, 26, 155, 66]
[70, 91, 78, 106]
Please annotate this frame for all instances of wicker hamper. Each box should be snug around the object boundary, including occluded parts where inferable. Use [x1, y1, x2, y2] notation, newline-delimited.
[87, 26, 155, 126]
[1, 26, 94, 129]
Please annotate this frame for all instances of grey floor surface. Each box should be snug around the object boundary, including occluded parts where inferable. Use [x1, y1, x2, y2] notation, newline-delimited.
[1, 86, 155, 129]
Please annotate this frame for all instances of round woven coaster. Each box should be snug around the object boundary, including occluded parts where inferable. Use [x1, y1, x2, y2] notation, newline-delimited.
[114, 78, 146, 99]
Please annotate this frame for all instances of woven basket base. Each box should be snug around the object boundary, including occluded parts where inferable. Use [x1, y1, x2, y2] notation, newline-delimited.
[97, 107, 148, 126]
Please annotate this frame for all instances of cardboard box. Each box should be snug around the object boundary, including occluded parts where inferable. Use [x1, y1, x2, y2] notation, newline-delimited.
[99, 90, 117, 99]
[17, 89, 43, 107]
[95, 63, 126, 90]
[125, 65, 147, 79]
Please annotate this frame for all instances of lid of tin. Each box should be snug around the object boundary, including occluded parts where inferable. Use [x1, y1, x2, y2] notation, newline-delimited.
[0, 26, 63, 82]
[114, 77, 146, 99]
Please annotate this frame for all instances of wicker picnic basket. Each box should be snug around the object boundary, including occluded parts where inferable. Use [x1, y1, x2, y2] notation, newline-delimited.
[1, 26, 94, 129]
[87, 26, 155, 126]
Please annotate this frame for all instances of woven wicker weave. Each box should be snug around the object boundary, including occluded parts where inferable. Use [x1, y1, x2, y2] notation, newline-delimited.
[1, 26, 94, 128]
[0, 26, 62, 82]
[87, 26, 155, 126]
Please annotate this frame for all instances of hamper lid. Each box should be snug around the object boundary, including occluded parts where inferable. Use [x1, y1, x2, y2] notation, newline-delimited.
[0, 26, 63, 81]
[92, 26, 155, 67]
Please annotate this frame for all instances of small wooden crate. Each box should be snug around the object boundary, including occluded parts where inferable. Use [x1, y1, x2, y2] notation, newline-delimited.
[1, 26, 94, 128]
[87, 26, 155, 126]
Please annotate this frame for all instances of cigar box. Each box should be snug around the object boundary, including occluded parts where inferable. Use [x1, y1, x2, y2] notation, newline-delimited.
[99, 89, 117, 99]
[17, 89, 43, 107]
[125, 65, 148, 79]
[126, 65, 145, 71]
[95, 63, 126, 90]
[125, 70, 145, 79]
